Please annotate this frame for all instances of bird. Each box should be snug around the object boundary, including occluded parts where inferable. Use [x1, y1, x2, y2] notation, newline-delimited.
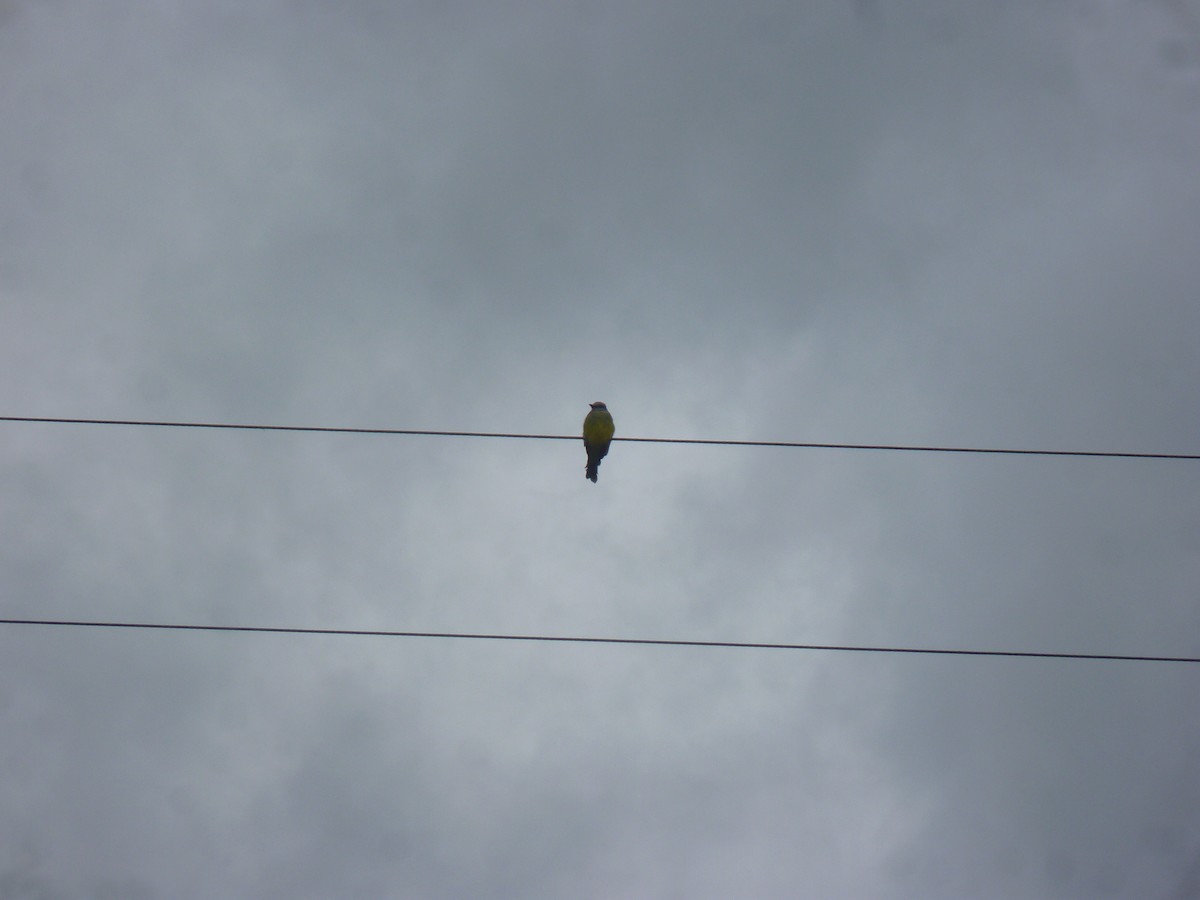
[582, 401, 615, 483]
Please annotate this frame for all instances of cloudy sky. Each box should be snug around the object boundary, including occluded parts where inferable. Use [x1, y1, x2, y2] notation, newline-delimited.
[2, 0, 1199, 896]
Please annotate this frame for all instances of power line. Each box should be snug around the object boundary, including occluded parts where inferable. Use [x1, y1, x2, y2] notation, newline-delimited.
[0, 618, 1196, 664]
[2, 416, 1196, 461]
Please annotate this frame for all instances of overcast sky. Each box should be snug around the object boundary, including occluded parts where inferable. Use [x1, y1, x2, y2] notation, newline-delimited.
[2, 1, 1199, 897]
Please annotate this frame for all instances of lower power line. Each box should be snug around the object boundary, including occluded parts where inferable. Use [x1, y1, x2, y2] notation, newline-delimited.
[0, 618, 1195, 664]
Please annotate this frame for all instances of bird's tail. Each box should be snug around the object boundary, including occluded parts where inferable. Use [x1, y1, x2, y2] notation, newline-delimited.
[586, 462, 599, 483]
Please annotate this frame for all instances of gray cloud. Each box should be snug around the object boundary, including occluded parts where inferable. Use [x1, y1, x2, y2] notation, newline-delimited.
[2, 1, 1199, 897]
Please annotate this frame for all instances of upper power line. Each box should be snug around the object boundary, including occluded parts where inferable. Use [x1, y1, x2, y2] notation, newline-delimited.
[2, 416, 1196, 461]
[1, 618, 1197, 664]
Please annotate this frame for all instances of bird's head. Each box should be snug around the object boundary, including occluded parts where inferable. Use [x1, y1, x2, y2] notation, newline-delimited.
[590, 402, 608, 410]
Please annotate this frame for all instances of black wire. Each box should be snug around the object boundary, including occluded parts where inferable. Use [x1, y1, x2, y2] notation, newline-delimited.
[0, 618, 1196, 664]
[1, 416, 1196, 461]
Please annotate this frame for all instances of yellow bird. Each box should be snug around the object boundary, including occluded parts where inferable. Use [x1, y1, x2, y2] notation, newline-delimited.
[582, 401, 615, 483]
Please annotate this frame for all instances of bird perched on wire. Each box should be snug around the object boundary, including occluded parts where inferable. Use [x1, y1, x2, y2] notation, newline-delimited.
[582, 401, 615, 483]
